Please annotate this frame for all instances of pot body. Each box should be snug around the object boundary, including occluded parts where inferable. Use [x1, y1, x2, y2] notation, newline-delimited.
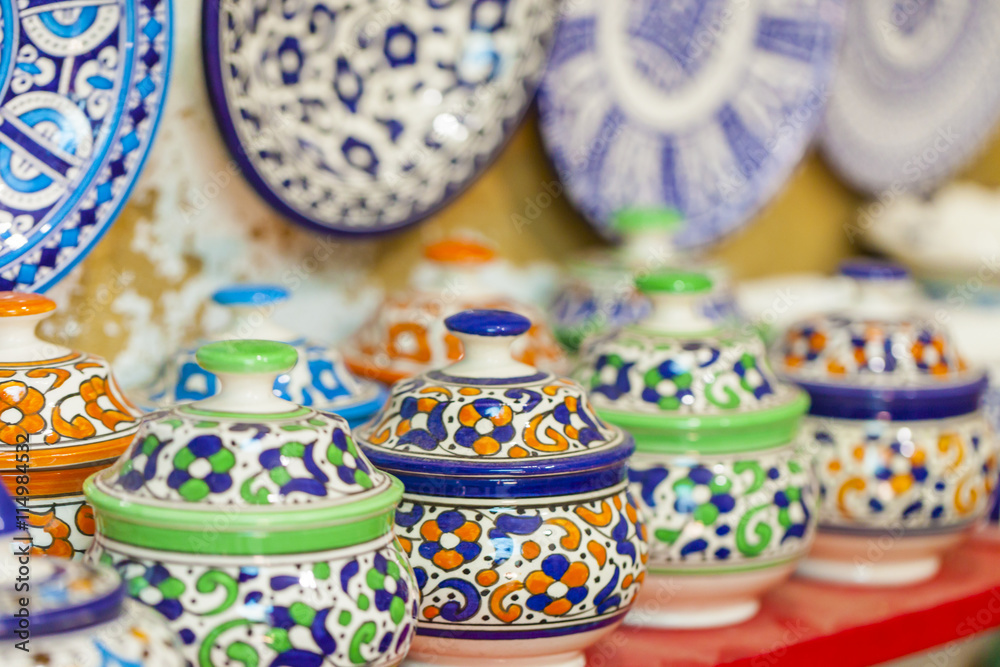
[87, 532, 419, 667]
[626, 443, 817, 628]
[799, 411, 996, 585]
[394, 481, 646, 667]
[5, 600, 186, 666]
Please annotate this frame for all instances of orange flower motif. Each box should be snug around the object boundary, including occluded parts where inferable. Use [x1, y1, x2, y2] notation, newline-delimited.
[80, 376, 136, 429]
[27, 509, 74, 558]
[0, 381, 46, 445]
[525, 554, 589, 616]
[419, 511, 482, 571]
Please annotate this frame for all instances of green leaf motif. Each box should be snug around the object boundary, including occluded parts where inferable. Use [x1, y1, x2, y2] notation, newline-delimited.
[349, 621, 377, 665]
[240, 479, 271, 505]
[196, 570, 239, 616]
[734, 461, 765, 494]
[736, 505, 773, 557]
[199, 620, 253, 667]
[654, 528, 682, 545]
[226, 642, 258, 667]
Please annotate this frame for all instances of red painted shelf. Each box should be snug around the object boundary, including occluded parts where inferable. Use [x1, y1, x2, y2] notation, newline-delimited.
[586, 537, 1000, 667]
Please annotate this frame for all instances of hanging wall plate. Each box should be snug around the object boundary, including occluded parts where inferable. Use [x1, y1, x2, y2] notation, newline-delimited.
[0, 0, 173, 291]
[202, 0, 557, 236]
[820, 0, 1000, 194]
[538, 0, 845, 246]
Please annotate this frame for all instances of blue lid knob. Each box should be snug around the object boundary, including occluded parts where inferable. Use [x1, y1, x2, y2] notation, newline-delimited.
[0, 484, 17, 537]
[212, 284, 290, 306]
[839, 260, 909, 281]
[444, 309, 532, 337]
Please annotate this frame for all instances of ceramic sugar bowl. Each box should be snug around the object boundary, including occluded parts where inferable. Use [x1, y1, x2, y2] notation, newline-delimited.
[775, 261, 996, 586]
[576, 272, 816, 628]
[355, 310, 647, 667]
[344, 238, 566, 385]
[137, 284, 386, 426]
[84, 340, 418, 666]
[0, 292, 141, 559]
[552, 209, 741, 352]
[0, 483, 187, 665]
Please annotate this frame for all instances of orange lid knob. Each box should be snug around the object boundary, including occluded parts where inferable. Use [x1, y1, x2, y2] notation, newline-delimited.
[423, 238, 496, 264]
[0, 292, 56, 317]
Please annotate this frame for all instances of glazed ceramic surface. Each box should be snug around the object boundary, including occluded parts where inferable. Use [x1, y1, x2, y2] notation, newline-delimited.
[202, 0, 556, 235]
[576, 272, 815, 628]
[356, 309, 646, 667]
[775, 261, 996, 585]
[137, 285, 386, 426]
[0, 483, 187, 665]
[85, 339, 418, 667]
[821, 1, 1000, 193]
[345, 239, 565, 384]
[538, 0, 845, 245]
[0, 0, 172, 291]
[0, 292, 141, 559]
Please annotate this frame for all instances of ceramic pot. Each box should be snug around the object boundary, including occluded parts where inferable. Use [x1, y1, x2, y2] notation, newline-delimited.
[355, 309, 646, 667]
[552, 209, 740, 352]
[344, 238, 566, 385]
[136, 284, 386, 426]
[85, 340, 418, 666]
[0, 292, 142, 559]
[0, 482, 187, 664]
[774, 260, 997, 585]
[576, 271, 816, 628]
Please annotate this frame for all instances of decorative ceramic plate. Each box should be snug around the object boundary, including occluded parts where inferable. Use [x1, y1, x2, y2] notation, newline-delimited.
[202, 0, 557, 236]
[821, 1, 1000, 194]
[538, 0, 845, 246]
[0, 0, 173, 291]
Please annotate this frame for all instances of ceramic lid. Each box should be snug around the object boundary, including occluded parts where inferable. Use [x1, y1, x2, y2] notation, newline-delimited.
[0, 485, 126, 638]
[355, 310, 632, 498]
[575, 271, 808, 451]
[775, 260, 987, 420]
[344, 239, 566, 384]
[0, 292, 141, 472]
[86, 340, 401, 556]
[138, 284, 385, 423]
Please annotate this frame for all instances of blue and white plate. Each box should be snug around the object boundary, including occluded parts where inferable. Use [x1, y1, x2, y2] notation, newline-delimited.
[821, 1, 1000, 194]
[538, 0, 845, 246]
[0, 0, 172, 291]
[202, 0, 557, 236]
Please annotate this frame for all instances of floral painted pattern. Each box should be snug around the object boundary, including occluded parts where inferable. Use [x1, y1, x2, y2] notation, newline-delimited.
[418, 511, 482, 571]
[0, 380, 45, 445]
[525, 555, 589, 616]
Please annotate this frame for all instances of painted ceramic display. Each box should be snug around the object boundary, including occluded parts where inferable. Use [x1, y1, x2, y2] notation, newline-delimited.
[0, 483, 187, 665]
[0, 0, 172, 292]
[202, 0, 556, 236]
[135, 284, 386, 426]
[85, 339, 418, 666]
[775, 261, 997, 585]
[552, 208, 741, 352]
[575, 271, 816, 628]
[355, 309, 647, 667]
[538, 0, 845, 245]
[821, 2, 1000, 194]
[0, 292, 141, 559]
[345, 238, 566, 384]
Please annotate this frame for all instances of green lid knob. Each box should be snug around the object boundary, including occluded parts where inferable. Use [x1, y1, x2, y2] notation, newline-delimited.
[636, 270, 713, 295]
[196, 340, 298, 375]
[613, 208, 683, 234]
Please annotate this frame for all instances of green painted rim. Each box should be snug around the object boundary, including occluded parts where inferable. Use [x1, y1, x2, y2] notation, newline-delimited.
[179, 405, 310, 420]
[195, 339, 298, 375]
[636, 270, 713, 295]
[83, 474, 403, 555]
[597, 391, 808, 453]
[613, 208, 683, 234]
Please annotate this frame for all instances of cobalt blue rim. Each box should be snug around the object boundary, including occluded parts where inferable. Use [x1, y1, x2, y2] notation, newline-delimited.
[445, 310, 532, 337]
[200, 2, 543, 237]
[360, 438, 633, 498]
[0, 573, 126, 639]
[213, 284, 290, 306]
[795, 374, 988, 420]
[838, 259, 909, 281]
[426, 369, 550, 386]
[416, 609, 628, 640]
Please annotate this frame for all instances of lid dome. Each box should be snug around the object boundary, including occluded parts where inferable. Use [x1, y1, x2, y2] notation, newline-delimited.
[137, 284, 385, 425]
[355, 310, 632, 498]
[0, 292, 140, 474]
[774, 260, 987, 419]
[575, 271, 808, 450]
[86, 340, 401, 556]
